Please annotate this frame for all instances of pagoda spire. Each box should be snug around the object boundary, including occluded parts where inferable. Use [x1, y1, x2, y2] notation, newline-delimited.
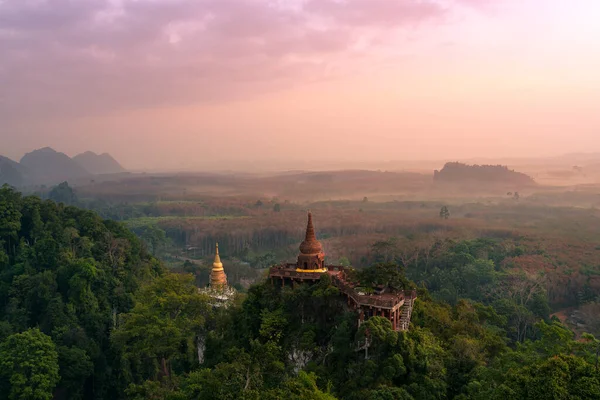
[305, 211, 317, 242]
[299, 211, 323, 255]
[213, 242, 223, 269]
[297, 211, 326, 271]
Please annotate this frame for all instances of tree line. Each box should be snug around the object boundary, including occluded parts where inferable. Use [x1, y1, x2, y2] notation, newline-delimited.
[1, 185, 600, 399]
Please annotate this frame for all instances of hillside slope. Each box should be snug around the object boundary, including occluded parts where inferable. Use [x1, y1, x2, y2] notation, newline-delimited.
[73, 151, 126, 175]
[0, 155, 28, 186]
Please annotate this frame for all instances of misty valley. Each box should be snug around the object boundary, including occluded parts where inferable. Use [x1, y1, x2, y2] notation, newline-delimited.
[2, 152, 600, 399]
[3, 1, 600, 398]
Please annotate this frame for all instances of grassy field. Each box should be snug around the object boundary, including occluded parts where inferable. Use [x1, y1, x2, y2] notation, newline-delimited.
[124, 215, 250, 229]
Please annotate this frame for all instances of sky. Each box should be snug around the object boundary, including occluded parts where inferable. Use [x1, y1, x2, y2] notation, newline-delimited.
[1, 0, 600, 171]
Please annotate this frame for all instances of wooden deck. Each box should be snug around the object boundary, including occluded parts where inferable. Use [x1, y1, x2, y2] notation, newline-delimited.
[269, 264, 415, 311]
[331, 274, 406, 311]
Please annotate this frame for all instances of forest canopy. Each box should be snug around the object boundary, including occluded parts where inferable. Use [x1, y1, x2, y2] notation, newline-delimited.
[1, 185, 600, 399]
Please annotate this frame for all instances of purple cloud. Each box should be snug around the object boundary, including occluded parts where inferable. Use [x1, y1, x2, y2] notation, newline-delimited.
[0, 0, 475, 120]
[305, 0, 444, 27]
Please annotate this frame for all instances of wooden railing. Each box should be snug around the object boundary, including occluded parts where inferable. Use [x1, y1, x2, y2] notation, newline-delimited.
[332, 275, 405, 309]
[269, 265, 416, 311]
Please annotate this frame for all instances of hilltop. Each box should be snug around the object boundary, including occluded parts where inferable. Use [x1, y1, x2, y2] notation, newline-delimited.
[73, 151, 126, 175]
[434, 162, 536, 187]
[20, 147, 91, 184]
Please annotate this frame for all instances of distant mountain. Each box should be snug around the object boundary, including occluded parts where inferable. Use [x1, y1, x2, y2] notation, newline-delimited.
[20, 147, 90, 184]
[73, 151, 126, 175]
[0, 155, 28, 187]
[434, 162, 536, 187]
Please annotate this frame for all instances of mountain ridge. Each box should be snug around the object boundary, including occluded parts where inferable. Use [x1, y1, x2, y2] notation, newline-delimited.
[73, 151, 126, 175]
[0, 147, 127, 186]
[20, 147, 90, 185]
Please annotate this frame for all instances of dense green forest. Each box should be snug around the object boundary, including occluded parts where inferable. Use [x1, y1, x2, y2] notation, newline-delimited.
[1, 185, 600, 399]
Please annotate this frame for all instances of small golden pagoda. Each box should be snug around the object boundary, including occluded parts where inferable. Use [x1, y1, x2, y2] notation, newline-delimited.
[210, 243, 228, 289]
[200, 243, 235, 307]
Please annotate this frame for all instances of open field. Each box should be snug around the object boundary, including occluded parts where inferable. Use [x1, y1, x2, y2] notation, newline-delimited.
[124, 215, 250, 229]
[59, 169, 600, 322]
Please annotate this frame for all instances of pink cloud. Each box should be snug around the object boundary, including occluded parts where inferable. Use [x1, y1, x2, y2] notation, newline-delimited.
[305, 0, 444, 27]
[0, 0, 477, 120]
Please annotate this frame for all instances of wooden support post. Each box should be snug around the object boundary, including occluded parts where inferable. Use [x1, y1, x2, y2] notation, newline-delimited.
[358, 308, 364, 329]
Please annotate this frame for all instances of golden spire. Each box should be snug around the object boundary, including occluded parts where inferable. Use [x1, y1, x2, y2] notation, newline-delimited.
[210, 242, 228, 288]
[213, 243, 223, 270]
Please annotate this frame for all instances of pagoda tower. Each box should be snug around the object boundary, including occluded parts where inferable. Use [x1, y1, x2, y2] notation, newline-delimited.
[210, 243, 228, 289]
[296, 212, 326, 272]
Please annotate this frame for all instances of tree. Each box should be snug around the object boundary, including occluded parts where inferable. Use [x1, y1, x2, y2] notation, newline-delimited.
[504, 354, 600, 399]
[0, 185, 22, 256]
[395, 237, 421, 270]
[273, 203, 281, 212]
[111, 273, 210, 381]
[140, 225, 167, 256]
[276, 371, 337, 400]
[0, 188, 163, 398]
[372, 238, 399, 264]
[581, 333, 600, 372]
[56, 346, 94, 399]
[349, 387, 413, 400]
[356, 317, 398, 360]
[355, 263, 412, 292]
[439, 206, 450, 220]
[338, 257, 351, 267]
[0, 328, 60, 400]
[251, 252, 277, 269]
[49, 181, 78, 205]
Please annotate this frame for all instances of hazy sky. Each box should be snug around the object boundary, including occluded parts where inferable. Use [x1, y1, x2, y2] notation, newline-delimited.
[1, 0, 600, 170]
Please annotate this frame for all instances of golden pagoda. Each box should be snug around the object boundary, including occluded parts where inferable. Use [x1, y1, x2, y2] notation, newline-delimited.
[210, 243, 228, 289]
[200, 243, 235, 308]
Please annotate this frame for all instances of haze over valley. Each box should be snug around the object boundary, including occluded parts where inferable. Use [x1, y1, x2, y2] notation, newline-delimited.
[2, 1, 600, 399]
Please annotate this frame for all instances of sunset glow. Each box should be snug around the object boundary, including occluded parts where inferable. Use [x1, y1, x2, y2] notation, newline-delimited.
[2, 0, 600, 170]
